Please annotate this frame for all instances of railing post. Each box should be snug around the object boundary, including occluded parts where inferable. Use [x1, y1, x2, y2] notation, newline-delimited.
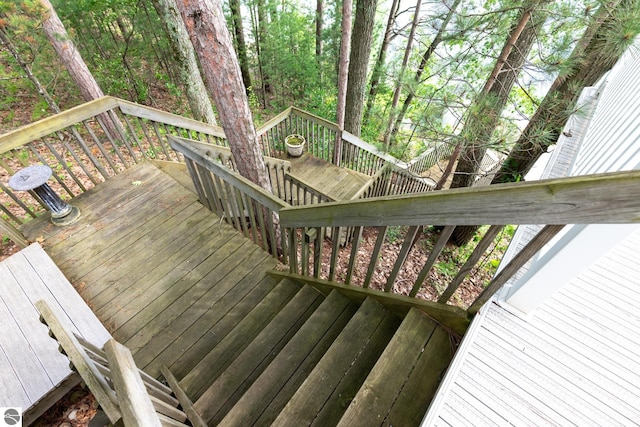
[333, 129, 343, 167]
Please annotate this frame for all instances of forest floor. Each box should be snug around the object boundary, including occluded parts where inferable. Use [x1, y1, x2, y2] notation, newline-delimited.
[1, 92, 513, 426]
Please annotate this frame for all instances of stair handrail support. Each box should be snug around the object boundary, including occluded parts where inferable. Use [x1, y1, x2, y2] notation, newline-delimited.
[278, 169, 640, 316]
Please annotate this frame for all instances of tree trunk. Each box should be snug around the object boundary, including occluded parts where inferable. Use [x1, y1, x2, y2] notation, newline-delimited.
[450, 4, 542, 190]
[256, 0, 271, 96]
[39, 0, 104, 102]
[364, 0, 399, 122]
[493, 0, 634, 184]
[151, 0, 217, 125]
[344, 0, 376, 137]
[229, 0, 252, 93]
[175, 0, 271, 193]
[334, 0, 353, 165]
[452, 0, 636, 247]
[384, 0, 422, 150]
[0, 28, 61, 114]
[39, 0, 122, 136]
[316, 0, 323, 58]
[394, 0, 461, 132]
[446, 4, 544, 246]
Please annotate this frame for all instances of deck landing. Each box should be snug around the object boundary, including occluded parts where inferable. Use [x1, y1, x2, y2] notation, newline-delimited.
[288, 153, 369, 200]
[21, 162, 278, 378]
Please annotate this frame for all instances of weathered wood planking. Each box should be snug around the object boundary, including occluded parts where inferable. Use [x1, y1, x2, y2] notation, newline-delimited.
[21, 162, 279, 378]
[288, 153, 369, 201]
[0, 243, 111, 423]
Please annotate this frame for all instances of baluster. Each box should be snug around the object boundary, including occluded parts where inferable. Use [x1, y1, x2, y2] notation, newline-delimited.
[438, 225, 504, 303]
[328, 227, 341, 281]
[345, 226, 363, 284]
[364, 226, 388, 288]
[384, 226, 420, 292]
[410, 225, 455, 297]
[313, 227, 323, 278]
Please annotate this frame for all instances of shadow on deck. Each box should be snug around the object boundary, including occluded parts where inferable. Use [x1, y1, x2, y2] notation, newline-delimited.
[21, 162, 279, 379]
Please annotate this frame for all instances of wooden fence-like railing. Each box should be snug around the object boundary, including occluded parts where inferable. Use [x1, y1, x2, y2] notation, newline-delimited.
[406, 139, 455, 176]
[168, 136, 640, 318]
[279, 169, 640, 315]
[0, 97, 227, 228]
[37, 300, 204, 427]
[169, 136, 289, 260]
[0, 99, 440, 241]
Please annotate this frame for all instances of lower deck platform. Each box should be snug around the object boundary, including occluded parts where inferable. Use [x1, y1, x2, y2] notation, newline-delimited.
[20, 162, 279, 380]
[288, 152, 369, 200]
[0, 243, 111, 424]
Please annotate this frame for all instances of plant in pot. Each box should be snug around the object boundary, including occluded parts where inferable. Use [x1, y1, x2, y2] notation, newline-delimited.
[285, 134, 306, 157]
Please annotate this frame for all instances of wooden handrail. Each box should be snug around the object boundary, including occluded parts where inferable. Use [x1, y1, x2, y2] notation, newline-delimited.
[289, 107, 340, 132]
[0, 97, 119, 154]
[255, 107, 293, 135]
[280, 169, 640, 227]
[116, 98, 225, 138]
[37, 300, 196, 426]
[104, 340, 162, 427]
[169, 136, 289, 212]
[36, 300, 122, 423]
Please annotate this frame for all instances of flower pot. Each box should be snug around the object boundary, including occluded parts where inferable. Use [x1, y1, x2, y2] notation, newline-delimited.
[285, 134, 306, 157]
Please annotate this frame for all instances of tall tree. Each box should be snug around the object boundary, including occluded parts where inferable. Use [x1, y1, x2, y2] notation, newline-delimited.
[39, 0, 105, 103]
[151, 0, 217, 125]
[393, 0, 462, 133]
[384, 0, 423, 149]
[493, 0, 638, 184]
[229, 0, 252, 92]
[364, 0, 400, 123]
[175, 0, 271, 192]
[316, 0, 323, 59]
[38, 0, 123, 135]
[0, 21, 61, 114]
[344, 0, 377, 136]
[334, 0, 353, 164]
[450, 3, 546, 190]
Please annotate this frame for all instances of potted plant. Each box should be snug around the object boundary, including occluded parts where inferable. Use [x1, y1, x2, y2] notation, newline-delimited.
[285, 134, 306, 157]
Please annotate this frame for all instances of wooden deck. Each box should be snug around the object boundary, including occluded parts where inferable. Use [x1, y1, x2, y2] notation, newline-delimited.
[0, 243, 110, 424]
[288, 153, 369, 200]
[429, 230, 640, 426]
[20, 162, 279, 379]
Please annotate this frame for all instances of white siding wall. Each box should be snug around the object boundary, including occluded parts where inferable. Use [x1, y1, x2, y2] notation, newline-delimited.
[503, 46, 640, 314]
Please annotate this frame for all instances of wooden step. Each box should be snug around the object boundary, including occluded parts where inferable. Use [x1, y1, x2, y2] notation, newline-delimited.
[218, 290, 358, 426]
[192, 285, 325, 424]
[272, 297, 401, 427]
[179, 278, 301, 399]
[337, 307, 454, 426]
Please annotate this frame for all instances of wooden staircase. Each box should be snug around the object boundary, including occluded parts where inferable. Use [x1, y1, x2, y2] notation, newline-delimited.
[175, 278, 455, 426]
[40, 275, 455, 426]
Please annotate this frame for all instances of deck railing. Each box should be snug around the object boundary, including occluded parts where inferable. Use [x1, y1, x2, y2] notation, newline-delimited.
[169, 136, 289, 260]
[0, 96, 227, 228]
[279, 169, 640, 315]
[0, 99, 439, 236]
[168, 136, 640, 320]
[406, 139, 455, 176]
[256, 107, 435, 178]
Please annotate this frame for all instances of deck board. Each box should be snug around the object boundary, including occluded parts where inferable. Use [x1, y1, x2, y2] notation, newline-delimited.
[19, 162, 278, 379]
[288, 153, 369, 201]
[430, 229, 640, 426]
[0, 243, 111, 422]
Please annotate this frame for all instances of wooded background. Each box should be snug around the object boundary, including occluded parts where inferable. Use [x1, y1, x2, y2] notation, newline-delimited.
[1, 0, 638, 189]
